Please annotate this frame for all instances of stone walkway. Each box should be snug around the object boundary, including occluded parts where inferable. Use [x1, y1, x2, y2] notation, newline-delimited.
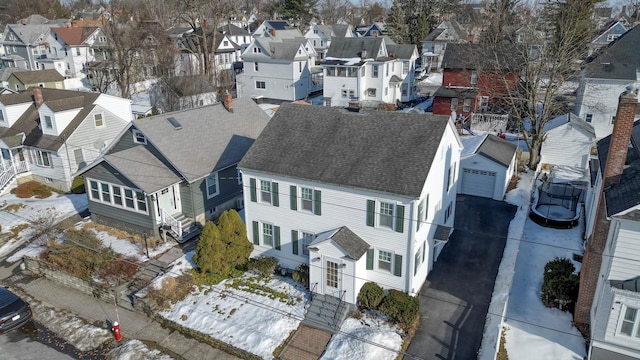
[279, 324, 332, 360]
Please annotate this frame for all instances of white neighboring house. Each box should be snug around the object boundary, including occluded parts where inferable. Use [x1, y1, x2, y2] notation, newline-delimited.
[46, 26, 109, 78]
[322, 37, 418, 108]
[540, 113, 596, 169]
[574, 25, 640, 139]
[0, 87, 132, 192]
[218, 24, 252, 49]
[421, 20, 468, 71]
[458, 134, 517, 200]
[579, 90, 640, 360]
[238, 104, 462, 305]
[304, 24, 355, 60]
[175, 31, 242, 84]
[235, 37, 321, 101]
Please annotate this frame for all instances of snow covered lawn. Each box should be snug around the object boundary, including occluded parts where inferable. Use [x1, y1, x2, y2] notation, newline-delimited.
[321, 314, 404, 360]
[0, 193, 88, 258]
[159, 251, 308, 359]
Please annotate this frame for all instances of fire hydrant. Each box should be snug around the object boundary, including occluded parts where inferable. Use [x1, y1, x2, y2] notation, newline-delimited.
[112, 321, 122, 341]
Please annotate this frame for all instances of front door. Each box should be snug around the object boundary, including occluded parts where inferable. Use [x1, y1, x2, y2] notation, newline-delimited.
[324, 257, 342, 298]
[155, 184, 180, 222]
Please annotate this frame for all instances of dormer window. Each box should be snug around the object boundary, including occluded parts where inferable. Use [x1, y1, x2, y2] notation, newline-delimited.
[132, 129, 147, 144]
[253, 47, 261, 53]
[44, 116, 53, 129]
[94, 113, 104, 127]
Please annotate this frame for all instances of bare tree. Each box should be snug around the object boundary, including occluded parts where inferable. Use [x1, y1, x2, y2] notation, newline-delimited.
[481, 0, 599, 169]
[318, 0, 351, 24]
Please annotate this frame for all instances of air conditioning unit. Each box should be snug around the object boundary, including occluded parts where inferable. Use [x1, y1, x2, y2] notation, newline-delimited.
[236, 197, 244, 210]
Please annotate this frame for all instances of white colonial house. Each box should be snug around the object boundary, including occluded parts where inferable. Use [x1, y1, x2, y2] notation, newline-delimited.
[45, 26, 109, 78]
[235, 37, 321, 101]
[238, 104, 462, 305]
[574, 25, 640, 139]
[322, 37, 418, 108]
[303, 24, 354, 60]
[0, 87, 132, 192]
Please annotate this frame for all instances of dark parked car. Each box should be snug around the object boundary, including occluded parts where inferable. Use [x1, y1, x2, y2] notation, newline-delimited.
[0, 287, 32, 334]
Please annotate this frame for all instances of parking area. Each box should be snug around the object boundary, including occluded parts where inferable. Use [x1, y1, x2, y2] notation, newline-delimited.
[406, 195, 516, 360]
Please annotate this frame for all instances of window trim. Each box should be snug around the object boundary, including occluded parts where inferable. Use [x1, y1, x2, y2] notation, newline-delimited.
[377, 248, 394, 273]
[260, 179, 272, 205]
[94, 112, 105, 127]
[300, 187, 314, 212]
[262, 222, 274, 248]
[44, 115, 53, 129]
[256, 81, 266, 89]
[30, 148, 52, 168]
[87, 178, 148, 214]
[205, 172, 219, 199]
[300, 231, 315, 256]
[132, 129, 147, 144]
[585, 114, 593, 123]
[379, 201, 395, 230]
[618, 305, 640, 339]
[372, 64, 379, 78]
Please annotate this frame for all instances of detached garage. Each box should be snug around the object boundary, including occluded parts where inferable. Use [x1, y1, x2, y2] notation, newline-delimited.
[459, 134, 517, 200]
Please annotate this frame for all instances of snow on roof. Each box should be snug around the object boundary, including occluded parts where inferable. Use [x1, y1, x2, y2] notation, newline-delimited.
[461, 133, 489, 157]
[324, 56, 368, 65]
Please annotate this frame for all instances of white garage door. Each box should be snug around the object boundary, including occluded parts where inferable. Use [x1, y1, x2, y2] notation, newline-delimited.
[460, 168, 496, 198]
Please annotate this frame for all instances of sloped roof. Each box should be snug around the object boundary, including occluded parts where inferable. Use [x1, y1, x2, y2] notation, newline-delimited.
[265, 20, 290, 30]
[584, 25, 640, 80]
[250, 37, 308, 61]
[423, 28, 445, 42]
[310, 227, 370, 260]
[164, 75, 215, 97]
[130, 97, 270, 183]
[11, 69, 64, 84]
[544, 113, 596, 137]
[104, 146, 182, 193]
[331, 24, 350, 38]
[610, 276, 640, 293]
[386, 44, 416, 59]
[0, 88, 100, 151]
[326, 37, 385, 60]
[239, 103, 452, 198]
[51, 26, 99, 46]
[315, 24, 333, 38]
[218, 23, 250, 36]
[442, 43, 522, 71]
[44, 96, 85, 112]
[597, 120, 640, 216]
[461, 133, 517, 167]
[6, 24, 55, 45]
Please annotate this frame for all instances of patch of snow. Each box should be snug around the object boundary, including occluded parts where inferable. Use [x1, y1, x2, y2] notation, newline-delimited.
[420, 72, 442, 85]
[321, 314, 404, 360]
[108, 339, 173, 360]
[324, 57, 366, 65]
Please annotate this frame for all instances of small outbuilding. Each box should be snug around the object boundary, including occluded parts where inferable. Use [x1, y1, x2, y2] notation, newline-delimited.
[459, 134, 517, 200]
[540, 113, 595, 170]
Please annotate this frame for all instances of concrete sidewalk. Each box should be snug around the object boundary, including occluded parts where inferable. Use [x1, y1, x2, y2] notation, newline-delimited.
[0, 261, 239, 360]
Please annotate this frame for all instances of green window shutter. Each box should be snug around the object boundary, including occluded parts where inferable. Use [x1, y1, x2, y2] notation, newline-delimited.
[250, 178, 257, 202]
[290, 185, 297, 210]
[314, 190, 321, 215]
[366, 200, 375, 227]
[291, 230, 299, 255]
[252, 221, 259, 245]
[395, 205, 405, 233]
[272, 182, 279, 207]
[366, 249, 374, 270]
[394, 254, 402, 277]
[274, 225, 281, 250]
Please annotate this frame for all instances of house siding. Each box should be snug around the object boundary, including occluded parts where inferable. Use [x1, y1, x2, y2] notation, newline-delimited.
[181, 165, 243, 224]
[94, 94, 133, 123]
[574, 78, 634, 139]
[459, 153, 513, 200]
[236, 61, 298, 101]
[541, 125, 592, 169]
[608, 222, 640, 281]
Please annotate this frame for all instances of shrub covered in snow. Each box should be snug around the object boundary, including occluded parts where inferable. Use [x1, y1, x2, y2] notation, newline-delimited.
[378, 290, 420, 327]
[246, 256, 279, 277]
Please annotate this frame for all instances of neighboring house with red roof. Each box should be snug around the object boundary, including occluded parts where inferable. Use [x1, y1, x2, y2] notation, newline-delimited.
[45, 26, 109, 78]
[0, 87, 132, 192]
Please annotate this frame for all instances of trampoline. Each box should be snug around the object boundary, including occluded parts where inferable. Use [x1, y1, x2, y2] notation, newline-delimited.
[530, 180, 583, 228]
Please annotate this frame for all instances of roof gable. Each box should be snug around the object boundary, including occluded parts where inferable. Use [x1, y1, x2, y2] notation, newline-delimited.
[310, 227, 370, 260]
[239, 103, 452, 198]
[10, 69, 64, 84]
[51, 26, 99, 45]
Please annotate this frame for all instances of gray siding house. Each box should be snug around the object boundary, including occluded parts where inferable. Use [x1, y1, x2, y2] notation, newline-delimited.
[77, 96, 270, 241]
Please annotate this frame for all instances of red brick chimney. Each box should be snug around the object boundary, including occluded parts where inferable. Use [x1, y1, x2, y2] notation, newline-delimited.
[603, 87, 638, 188]
[33, 87, 44, 108]
[222, 91, 233, 113]
[574, 87, 638, 331]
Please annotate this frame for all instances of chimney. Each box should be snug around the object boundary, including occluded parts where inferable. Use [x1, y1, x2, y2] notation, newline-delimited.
[269, 28, 276, 37]
[222, 91, 233, 113]
[603, 87, 638, 188]
[33, 87, 44, 108]
[622, 5, 627, 15]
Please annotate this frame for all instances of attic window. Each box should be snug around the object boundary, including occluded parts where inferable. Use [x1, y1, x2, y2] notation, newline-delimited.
[132, 129, 147, 144]
[167, 117, 182, 130]
[44, 116, 53, 129]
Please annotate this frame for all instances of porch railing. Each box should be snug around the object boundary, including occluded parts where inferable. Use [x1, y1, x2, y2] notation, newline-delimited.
[0, 160, 29, 191]
[333, 290, 347, 328]
[470, 113, 509, 133]
[306, 282, 318, 309]
[161, 209, 182, 239]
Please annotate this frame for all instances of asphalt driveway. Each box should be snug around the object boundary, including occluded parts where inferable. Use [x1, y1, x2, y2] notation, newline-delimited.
[406, 195, 516, 360]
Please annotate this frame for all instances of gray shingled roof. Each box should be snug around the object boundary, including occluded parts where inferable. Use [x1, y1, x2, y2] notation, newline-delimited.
[104, 146, 182, 193]
[44, 96, 85, 112]
[442, 43, 522, 71]
[0, 88, 100, 151]
[239, 103, 451, 198]
[434, 225, 451, 241]
[610, 276, 640, 293]
[218, 23, 250, 36]
[584, 25, 640, 80]
[331, 24, 350, 38]
[326, 37, 386, 60]
[331, 227, 370, 260]
[597, 120, 640, 216]
[11, 69, 64, 84]
[423, 28, 445, 42]
[386, 44, 416, 60]
[476, 134, 517, 167]
[7, 24, 55, 45]
[132, 97, 270, 183]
